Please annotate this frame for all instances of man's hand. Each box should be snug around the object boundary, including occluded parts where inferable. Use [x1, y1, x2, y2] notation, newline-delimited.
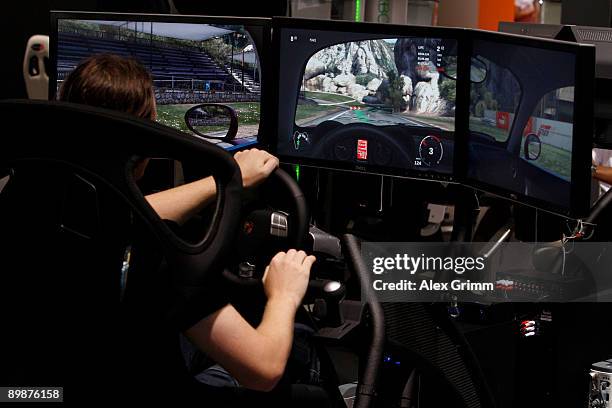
[147, 149, 278, 225]
[186, 249, 316, 392]
[263, 250, 316, 310]
[234, 148, 279, 188]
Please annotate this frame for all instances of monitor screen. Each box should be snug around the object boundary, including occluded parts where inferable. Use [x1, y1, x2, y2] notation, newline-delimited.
[52, 14, 267, 151]
[467, 36, 593, 216]
[274, 22, 460, 181]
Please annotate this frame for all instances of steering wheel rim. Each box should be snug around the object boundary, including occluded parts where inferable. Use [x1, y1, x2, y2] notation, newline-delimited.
[0, 100, 243, 282]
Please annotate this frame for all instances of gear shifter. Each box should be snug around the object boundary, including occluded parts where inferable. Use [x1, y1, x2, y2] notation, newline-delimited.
[305, 279, 346, 327]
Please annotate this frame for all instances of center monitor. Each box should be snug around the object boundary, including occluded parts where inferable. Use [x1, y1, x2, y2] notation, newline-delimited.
[272, 18, 466, 182]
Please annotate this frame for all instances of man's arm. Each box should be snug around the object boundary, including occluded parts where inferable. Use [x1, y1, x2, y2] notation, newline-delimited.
[145, 176, 216, 225]
[146, 149, 279, 225]
[184, 250, 315, 392]
[594, 165, 612, 187]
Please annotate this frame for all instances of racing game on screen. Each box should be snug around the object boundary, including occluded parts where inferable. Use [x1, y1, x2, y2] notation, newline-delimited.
[56, 19, 261, 151]
[276, 29, 458, 176]
[468, 39, 576, 209]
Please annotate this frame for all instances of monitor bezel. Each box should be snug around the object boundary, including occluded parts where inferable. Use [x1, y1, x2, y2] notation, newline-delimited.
[465, 29, 595, 219]
[268, 16, 471, 184]
[49, 11, 272, 151]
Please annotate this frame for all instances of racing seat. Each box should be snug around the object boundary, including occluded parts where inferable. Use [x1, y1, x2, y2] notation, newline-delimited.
[0, 100, 335, 407]
[0, 100, 244, 404]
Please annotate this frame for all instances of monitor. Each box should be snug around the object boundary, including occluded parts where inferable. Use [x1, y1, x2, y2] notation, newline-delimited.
[467, 30, 595, 217]
[271, 17, 467, 182]
[50, 11, 271, 151]
[498, 22, 566, 39]
[499, 22, 612, 81]
[561, 0, 612, 28]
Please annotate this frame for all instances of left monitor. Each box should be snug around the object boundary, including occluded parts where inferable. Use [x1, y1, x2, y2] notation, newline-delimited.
[50, 11, 271, 151]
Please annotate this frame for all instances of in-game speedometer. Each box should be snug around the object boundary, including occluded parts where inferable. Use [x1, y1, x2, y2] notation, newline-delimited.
[418, 135, 444, 167]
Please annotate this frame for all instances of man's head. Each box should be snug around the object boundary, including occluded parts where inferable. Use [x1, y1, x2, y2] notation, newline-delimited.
[59, 54, 156, 179]
[59, 54, 157, 120]
[58, 54, 157, 120]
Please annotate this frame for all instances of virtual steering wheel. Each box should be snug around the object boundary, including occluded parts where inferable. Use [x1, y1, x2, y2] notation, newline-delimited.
[223, 167, 309, 285]
[310, 122, 415, 168]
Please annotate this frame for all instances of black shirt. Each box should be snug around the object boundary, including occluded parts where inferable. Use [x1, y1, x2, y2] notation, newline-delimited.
[126, 217, 230, 332]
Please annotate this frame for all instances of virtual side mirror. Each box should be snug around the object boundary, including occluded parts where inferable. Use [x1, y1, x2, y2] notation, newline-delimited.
[440, 56, 458, 81]
[470, 57, 488, 84]
[524, 133, 542, 161]
[185, 104, 238, 142]
[439, 57, 488, 83]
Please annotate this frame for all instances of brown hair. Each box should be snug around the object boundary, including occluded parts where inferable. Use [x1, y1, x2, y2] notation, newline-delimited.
[58, 54, 156, 120]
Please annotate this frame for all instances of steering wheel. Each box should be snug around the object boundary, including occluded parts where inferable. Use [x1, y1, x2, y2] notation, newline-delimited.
[310, 122, 415, 168]
[223, 167, 309, 285]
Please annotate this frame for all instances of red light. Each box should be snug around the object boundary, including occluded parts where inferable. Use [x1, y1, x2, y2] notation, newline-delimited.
[357, 139, 368, 160]
[243, 221, 255, 235]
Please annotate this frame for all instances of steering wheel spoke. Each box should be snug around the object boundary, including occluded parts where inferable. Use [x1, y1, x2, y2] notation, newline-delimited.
[226, 168, 309, 285]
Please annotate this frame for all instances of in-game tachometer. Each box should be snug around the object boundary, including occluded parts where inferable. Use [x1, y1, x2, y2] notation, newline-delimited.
[417, 135, 444, 167]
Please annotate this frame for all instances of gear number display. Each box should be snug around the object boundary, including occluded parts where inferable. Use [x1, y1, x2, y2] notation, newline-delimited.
[416, 135, 444, 167]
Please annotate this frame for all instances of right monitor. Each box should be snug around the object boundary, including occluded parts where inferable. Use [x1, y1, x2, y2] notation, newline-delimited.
[466, 31, 594, 217]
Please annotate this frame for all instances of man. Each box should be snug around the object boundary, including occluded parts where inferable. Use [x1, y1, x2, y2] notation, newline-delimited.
[593, 148, 612, 199]
[515, 0, 541, 23]
[58, 54, 315, 392]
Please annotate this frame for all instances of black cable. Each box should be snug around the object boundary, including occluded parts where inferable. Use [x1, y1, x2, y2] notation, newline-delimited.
[341, 234, 385, 408]
[586, 187, 612, 225]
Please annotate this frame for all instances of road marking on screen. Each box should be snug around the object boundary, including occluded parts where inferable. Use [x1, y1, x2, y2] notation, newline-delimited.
[318, 101, 355, 106]
[329, 110, 350, 121]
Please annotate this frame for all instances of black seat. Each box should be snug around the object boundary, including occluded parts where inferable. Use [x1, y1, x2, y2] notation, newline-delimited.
[0, 100, 242, 404]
